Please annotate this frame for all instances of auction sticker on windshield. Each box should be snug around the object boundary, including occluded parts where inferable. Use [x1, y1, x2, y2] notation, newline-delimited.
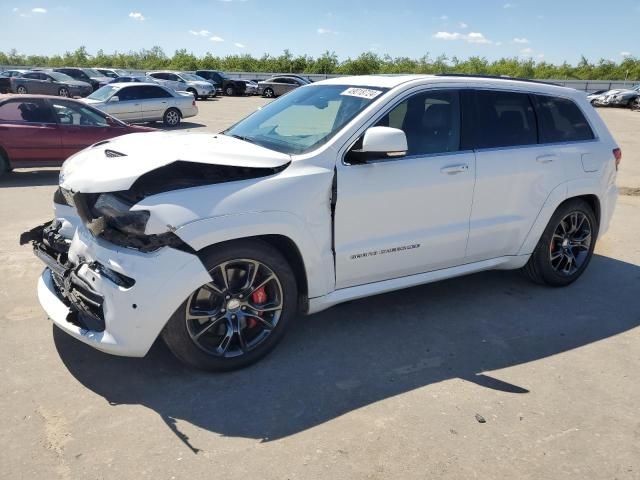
[341, 87, 383, 99]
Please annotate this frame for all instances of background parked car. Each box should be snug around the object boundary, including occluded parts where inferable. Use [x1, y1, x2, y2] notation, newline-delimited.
[81, 82, 198, 127]
[108, 75, 158, 84]
[0, 69, 29, 93]
[96, 68, 129, 79]
[0, 94, 152, 175]
[195, 70, 248, 96]
[258, 75, 310, 97]
[11, 70, 92, 97]
[592, 85, 640, 107]
[586, 90, 608, 105]
[147, 71, 216, 100]
[51, 67, 111, 91]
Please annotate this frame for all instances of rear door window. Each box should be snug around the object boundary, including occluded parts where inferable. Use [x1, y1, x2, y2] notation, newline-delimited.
[140, 86, 172, 99]
[117, 86, 144, 101]
[473, 90, 537, 148]
[535, 95, 594, 143]
[0, 99, 55, 123]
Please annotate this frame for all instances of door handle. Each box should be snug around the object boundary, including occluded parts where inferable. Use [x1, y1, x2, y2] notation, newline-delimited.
[440, 164, 469, 175]
[536, 154, 557, 164]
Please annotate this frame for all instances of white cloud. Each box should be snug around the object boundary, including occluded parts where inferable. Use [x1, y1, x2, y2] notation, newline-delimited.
[31, 7, 46, 13]
[513, 37, 529, 44]
[440, 15, 448, 20]
[433, 31, 492, 44]
[495, 41, 503, 46]
[317, 27, 338, 35]
[503, 2, 515, 8]
[210, 36, 224, 42]
[620, 51, 632, 57]
[520, 47, 534, 56]
[234, 42, 245, 48]
[189, 29, 211, 37]
[129, 12, 145, 21]
[12, 7, 18, 12]
[458, 22, 468, 29]
[537, 53, 545, 59]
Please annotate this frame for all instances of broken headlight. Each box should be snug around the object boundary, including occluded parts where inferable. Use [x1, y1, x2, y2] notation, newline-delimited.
[92, 193, 150, 236]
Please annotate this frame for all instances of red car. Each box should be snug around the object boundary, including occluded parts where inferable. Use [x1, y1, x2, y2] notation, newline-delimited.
[0, 94, 153, 176]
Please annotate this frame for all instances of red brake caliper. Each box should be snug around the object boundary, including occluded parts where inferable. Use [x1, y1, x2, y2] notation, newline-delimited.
[248, 287, 267, 328]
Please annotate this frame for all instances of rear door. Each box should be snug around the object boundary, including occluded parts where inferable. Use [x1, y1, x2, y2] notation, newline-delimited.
[20, 72, 46, 94]
[0, 98, 61, 165]
[139, 85, 173, 121]
[464, 89, 566, 262]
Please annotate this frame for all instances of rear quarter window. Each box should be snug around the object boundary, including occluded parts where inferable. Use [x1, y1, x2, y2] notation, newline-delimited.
[535, 95, 594, 143]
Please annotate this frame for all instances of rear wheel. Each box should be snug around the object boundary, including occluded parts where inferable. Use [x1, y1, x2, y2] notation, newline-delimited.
[632, 97, 640, 111]
[16, 85, 27, 94]
[162, 239, 298, 371]
[163, 108, 181, 127]
[225, 85, 235, 96]
[58, 87, 70, 97]
[522, 199, 598, 286]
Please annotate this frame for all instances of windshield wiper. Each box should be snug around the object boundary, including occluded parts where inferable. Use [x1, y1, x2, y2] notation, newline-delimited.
[227, 134, 257, 145]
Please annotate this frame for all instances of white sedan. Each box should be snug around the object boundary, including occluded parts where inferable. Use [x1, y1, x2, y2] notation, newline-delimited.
[81, 82, 198, 127]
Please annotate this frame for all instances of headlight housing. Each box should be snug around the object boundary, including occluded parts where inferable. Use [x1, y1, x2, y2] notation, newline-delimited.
[92, 193, 150, 236]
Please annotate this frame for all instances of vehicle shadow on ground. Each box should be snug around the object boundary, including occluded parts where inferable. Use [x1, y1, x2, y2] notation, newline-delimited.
[0, 169, 59, 188]
[54, 254, 640, 451]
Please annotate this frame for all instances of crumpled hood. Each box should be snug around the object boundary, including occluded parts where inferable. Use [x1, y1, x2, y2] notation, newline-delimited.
[60, 131, 291, 193]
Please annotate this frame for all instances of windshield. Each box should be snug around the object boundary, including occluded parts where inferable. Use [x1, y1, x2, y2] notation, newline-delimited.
[87, 85, 118, 101]
[49, 72, 74, 82]
[82, 68, 102, 77]
[180, 73, 206, 82]
[225, 84, 388, 154]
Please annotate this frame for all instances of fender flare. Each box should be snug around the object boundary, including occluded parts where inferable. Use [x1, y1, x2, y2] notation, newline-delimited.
[174, 211, 335, 299]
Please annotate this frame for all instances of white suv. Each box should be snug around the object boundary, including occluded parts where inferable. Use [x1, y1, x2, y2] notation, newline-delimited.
[147, 71, 216, 100]
[23, 75, 620, 371]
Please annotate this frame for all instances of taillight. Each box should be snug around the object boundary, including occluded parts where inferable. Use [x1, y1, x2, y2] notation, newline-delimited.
[613, 148, 622, 170]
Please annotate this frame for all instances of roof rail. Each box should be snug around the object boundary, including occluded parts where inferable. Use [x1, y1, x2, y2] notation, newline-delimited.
[435, 73, 560, 87]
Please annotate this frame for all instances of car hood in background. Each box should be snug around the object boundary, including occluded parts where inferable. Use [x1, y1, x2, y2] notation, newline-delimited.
[59, 131, 291, 193]
[65, 80, 93, 88]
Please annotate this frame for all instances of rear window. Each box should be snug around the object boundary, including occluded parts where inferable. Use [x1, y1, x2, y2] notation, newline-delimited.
[536, 95, 594, 143]
[473, 90, 537, 149]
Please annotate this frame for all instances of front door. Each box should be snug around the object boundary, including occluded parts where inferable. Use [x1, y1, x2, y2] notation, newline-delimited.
[104, 86, 143, 122]
[334, 89, 476, 289]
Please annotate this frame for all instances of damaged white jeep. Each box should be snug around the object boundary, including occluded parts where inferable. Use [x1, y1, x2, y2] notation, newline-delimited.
[22, 75, 620, 371]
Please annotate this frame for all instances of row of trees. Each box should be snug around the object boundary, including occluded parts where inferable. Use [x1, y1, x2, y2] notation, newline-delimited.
[1, 47, 639, 80]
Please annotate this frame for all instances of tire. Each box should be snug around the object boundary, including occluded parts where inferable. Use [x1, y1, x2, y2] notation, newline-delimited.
[16, 85, 27, 94]
[522, 199, 598, 287]
[187, 88, 198, 100]
[632, 98, 640, 111]
[58, 87, 70, 97]
[162, 239, 299, 371]
[162, 108, 181, 127]
[225, 85, 235, 96]
[263, 88, 275, 98]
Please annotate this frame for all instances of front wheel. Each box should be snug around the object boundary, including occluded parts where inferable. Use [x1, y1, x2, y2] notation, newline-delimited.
[163, 108, 181, 127]
[58, 87, 70, 97]
[16, 85, 27, 94]
[263, 88, 274, 98]
[522, 199, 598, 287]
[162, 240, 298, 371]
[225, 85, 235, 96]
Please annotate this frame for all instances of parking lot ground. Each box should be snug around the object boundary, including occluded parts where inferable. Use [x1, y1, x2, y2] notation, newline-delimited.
[0, 99, 639, 480]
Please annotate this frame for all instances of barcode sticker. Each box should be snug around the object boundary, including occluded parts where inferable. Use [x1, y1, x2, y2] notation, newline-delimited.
[340, 87, 383, 99]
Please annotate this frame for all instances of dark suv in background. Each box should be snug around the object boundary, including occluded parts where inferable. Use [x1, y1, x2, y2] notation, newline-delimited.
[52, 68, 111, 91]
[195, 70, 248, 96]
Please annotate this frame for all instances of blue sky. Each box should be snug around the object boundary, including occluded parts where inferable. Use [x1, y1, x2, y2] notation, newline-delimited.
[2, 0, 638, 63]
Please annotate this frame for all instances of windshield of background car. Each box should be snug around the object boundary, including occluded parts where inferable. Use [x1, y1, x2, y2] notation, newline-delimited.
[49, 72, 75, 82]
[82, 68, 102, 77]
[87, 85, 118, 101]
[180, 73, 206, 82]
[224, 85, 388, 154]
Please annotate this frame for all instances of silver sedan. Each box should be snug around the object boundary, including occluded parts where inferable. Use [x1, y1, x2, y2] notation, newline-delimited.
[81, 82, 198, 127]
[258, 76, 310, 98]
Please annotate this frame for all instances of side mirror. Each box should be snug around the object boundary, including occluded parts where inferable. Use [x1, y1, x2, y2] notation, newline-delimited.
[110, 96, 120, 102]
[348, 126, 407, 164]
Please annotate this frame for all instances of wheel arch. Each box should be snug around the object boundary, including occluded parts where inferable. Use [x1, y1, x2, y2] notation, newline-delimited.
[0, 144, 10, 171]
